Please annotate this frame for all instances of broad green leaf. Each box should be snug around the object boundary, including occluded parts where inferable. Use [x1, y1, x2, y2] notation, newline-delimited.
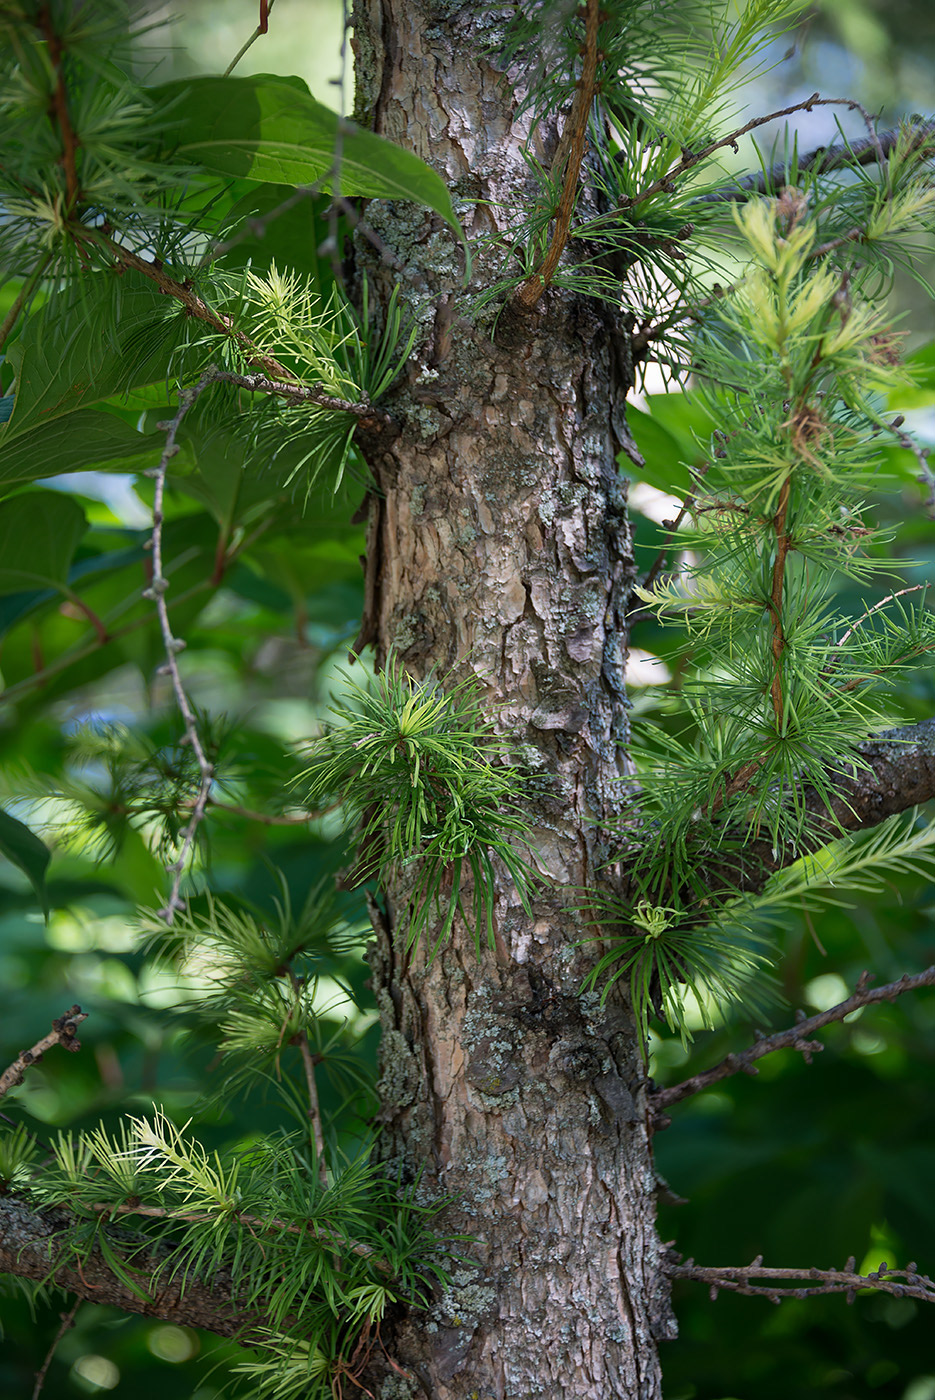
[220, 183, 341, 295]
[0, 409, 162, 488]
[5, 273, 189, 436]
[0, 538, 147, 639]
[625, 407, 694, 494]
[156, 76, 464, 239]
[0, 808, 50, 916]
[0, 493, 87, 594]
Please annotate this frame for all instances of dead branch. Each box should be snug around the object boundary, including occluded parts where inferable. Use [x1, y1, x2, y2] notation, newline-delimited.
[669, 1253, 935, 1305]
[0, 1007, 88, 1099]
[694, 119, 935, 206]
[652, 965, 935, 1114]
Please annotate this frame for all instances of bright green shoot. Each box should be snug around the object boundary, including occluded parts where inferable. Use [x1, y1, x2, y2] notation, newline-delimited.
[300, 656, 539, 954]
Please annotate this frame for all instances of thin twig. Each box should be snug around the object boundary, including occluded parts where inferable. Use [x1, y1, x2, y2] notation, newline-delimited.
[835, 584, 925, 649]
[207, 799, 318, 826]
[693, 118, 935, 205]
[0, 1007, 88, 1099]
[0, 580, 213, 709]
[621, 95, 882, 212]
[631, 464, 709, 604]
[211, 368, 385, 423]
[31, 1298, 80, 1400]
[223, 0, 276, 75]
[885, 414, 935, 518]
[515, 0, 601, 309]
[149, 372, 222, 923]
[652, 965, 935, 1113]
[86, 1201, 384, 1267]
[669, 1254, 935, 1305]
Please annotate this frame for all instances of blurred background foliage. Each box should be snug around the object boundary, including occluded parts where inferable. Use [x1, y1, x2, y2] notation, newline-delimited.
[1, 1, 935, 1398]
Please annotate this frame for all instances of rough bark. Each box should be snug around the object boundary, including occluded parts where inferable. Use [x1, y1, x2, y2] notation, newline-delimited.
[351, 4, 672, 1396]
[0, 1198, 261, 1340]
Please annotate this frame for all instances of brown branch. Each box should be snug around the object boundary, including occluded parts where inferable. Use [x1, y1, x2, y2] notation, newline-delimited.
[211, 369, 389, 426]
[0, 1196, 268, 1340]
[80, 230, 295, 381]
[621, 95, 880, 212]
[652, 965, 935, 1113]
[693, 118, 935, 206]
[85, 1201, 382, 1265]
[0, 1007, 88, 1099]
[32, 1298, 79, 1400]
[514, 0, 601, 309]
[0, 579, 213, 709]
[669, 1254, 935, 1306]
[39, 6, 80, 213]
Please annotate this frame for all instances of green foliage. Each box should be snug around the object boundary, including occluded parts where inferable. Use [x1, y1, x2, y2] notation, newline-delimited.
[301, 656, 540, 953]
[155, 73, 465, 238]
[0, 1, 934, 1397]
[604, 190, 935, 1046]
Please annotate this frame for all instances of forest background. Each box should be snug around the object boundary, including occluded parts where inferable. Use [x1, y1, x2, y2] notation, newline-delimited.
[2, 0, 935, 1397]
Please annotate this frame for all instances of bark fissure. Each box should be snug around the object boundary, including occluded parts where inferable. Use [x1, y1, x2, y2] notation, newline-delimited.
[350, 6, 667, 1395]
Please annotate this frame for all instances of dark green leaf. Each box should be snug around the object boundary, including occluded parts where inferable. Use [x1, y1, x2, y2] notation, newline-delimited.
[0, 808, 50, 916]
[4, 273, 189, 437]
[156, 76, 464, 239]
[0, 409, 162, 488]
[0, 493, 87, 594]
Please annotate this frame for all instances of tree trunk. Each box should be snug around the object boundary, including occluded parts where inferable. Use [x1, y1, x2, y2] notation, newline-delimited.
[351, 4, 675, 1394]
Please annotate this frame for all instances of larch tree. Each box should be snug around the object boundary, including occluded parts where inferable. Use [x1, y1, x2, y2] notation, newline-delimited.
[1, 2, 935, 1399]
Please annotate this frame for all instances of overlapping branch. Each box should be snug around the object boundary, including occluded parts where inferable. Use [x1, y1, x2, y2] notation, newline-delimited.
[0, 1196, 265, 1340]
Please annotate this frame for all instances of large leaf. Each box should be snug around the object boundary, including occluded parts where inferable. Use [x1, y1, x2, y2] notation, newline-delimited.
[5, 273, 190, 437]
[0, 808, 50, 917]
[156, 76, 464, 239]
[0, 493, 87, 594]
[0, 409, 162, 488]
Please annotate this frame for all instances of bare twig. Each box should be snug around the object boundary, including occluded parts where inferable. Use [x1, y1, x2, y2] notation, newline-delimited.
[149, 372, 223, 923]
[0, 1007, 88, 1099]
[211, 368, 387, 424]
[622, 95, 885, 213]
[207, 799, 319, 826]
[885, 414, 935, 518]
[652, 965, 935, 1113]
[32, 1298, 80, 1400]
[515, 0, 601, 309]
[0, 580, 213, 709]
[86, 1201, 383, 1266]
[669, 1254, 935, 1306]
[693, 118, 935, 206]
[832, 584, 926, 653]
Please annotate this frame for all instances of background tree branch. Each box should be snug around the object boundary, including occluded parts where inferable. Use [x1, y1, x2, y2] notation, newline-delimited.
[652, 965, 935, 1114]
